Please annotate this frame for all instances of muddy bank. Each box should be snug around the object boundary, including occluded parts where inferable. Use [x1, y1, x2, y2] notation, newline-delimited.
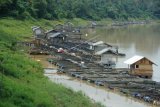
[29, 55, 57, 68]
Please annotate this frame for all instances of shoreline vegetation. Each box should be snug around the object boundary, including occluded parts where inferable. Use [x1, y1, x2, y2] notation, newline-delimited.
[0, 18, 104, 107]
[0, 17, 156, 32]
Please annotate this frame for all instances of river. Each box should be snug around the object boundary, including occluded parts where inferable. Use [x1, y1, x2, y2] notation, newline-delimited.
[84, 23, 160, 82]
[45, 69, 151, 107]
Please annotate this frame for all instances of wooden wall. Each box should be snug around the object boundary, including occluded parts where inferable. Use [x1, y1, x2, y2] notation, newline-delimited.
[130, 58, 153, 77]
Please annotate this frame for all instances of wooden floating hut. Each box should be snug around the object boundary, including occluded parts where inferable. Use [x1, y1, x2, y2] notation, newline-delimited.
[88, 41, 104, 51]
[46, 32, 67, 45]
[124, 55, 156, 78]
[32, 26, 45, 39]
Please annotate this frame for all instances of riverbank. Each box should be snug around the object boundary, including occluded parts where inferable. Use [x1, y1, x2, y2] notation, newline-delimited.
[0, 17, 155, 35]
[0, 18, 104, 107]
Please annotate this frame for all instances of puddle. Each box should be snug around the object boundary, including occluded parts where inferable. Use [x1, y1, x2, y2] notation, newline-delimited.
[44, 69, 57, 74]
[30, 55, 56, 68]
[44, 69, 151, 107]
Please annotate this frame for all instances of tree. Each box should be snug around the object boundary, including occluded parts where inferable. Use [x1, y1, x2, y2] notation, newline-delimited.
[0, 0, 160, 20]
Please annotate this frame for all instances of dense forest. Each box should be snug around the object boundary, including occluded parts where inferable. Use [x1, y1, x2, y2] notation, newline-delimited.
[0, 0, 160, 20]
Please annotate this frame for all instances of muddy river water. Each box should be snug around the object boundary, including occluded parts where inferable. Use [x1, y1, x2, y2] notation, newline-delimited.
[44, 69, 151, 107]
[84, 23, 160, 82]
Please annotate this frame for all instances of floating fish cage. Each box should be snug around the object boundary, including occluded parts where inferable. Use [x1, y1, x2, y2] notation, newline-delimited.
[28, 29, 160, 105]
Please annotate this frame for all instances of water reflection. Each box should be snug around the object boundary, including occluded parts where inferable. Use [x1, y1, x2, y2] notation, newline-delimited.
[45, 69, 150, 107]
[84, 24, 160, 82]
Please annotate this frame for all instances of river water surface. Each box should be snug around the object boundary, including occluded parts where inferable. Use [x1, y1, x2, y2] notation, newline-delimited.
[84, 23, 160, 82]
[45, 69, 151, 107]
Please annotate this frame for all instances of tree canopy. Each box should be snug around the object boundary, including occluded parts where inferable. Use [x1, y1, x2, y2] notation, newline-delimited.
[0, 0, 160, 20]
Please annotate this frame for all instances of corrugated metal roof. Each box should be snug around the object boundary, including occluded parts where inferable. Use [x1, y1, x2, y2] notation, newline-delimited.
[93, 41, 104, 46]
[48, 32, 61, 39]
[90, 41, 104, 46]
[124, 55, 144, 65]
[124, 55, 156, 65]
[45, 29, 58, 34]
[32, 26, 40, 31]
[95, 48, 110, 55]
